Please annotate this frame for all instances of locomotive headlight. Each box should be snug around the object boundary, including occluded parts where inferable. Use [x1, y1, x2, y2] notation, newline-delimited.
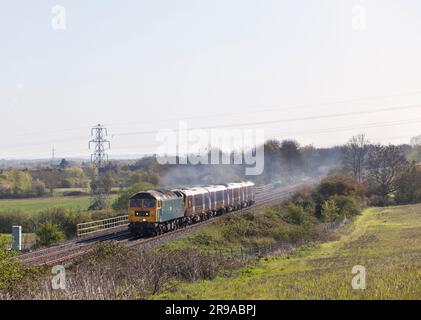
[142, 218, 146, 222]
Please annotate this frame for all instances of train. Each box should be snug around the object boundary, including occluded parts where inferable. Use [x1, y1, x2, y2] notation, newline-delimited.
[128, 182, 256, 236]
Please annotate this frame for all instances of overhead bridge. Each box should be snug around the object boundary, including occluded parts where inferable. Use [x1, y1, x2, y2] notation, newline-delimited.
[76, 215, 129, 237]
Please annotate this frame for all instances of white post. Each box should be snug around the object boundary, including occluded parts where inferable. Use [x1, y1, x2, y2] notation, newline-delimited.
[12, 226, 22, 251]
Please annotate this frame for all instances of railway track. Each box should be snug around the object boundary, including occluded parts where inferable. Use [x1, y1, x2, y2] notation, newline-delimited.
[18, 183, 304, 267]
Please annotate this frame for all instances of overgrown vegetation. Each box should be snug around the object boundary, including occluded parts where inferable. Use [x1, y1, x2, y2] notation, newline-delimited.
[34, 222, 65, 248]
[157, 204, 421, 299]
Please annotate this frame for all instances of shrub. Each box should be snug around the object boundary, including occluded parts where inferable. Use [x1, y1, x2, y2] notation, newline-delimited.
[62, 191, 88, 196]
[318, 176, 365, 199]
[0, 249, 27, 290]
[290, 186, 316, 213]
[330, 195, 360, 217]
[35, 207, 89, 238]
[35, 222, 65, 248]
[321, 199, 340, 222]
[283, 203, 308, 225]
[88, 197, 109, 211]
[59, 179, 75, 188]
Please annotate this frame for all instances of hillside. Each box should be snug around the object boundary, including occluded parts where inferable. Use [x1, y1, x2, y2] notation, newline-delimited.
[157, 204, 421, 299]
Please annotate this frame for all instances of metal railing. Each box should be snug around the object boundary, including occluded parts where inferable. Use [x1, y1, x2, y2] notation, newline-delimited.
[76, 215, 129, 237]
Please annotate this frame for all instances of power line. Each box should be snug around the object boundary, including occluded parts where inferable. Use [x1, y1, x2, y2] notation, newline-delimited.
[4, 114, 421, 158]
[2, 102, 421, 157]
[106, 89, 421, 128]
[112, 103, 421, 138]
[4, 101, 421, 151]
[2, 89, 421, 140]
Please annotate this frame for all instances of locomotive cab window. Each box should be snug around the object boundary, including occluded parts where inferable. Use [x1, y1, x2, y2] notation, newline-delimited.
[143, 199, 156, 208]
[130, 199, 142, 208]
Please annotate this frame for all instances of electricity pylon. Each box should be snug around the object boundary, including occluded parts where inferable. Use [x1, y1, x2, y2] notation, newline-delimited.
[88, 124, 110, 210]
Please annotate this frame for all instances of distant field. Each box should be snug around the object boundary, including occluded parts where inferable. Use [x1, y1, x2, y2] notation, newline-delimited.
[158, 204, 421, 299]
[0, 195, 117, 212]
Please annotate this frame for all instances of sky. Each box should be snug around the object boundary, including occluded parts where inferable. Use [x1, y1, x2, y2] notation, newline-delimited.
[1, 0, 421, 159]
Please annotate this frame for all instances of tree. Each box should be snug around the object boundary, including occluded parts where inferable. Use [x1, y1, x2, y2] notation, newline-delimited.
[147, 172, 160, 185]
[31, 179, 46, 197]
[395, 162, 421, 204]
[261, 140, 282, 182]
[343, 134, 369, 183]
[59, 158, 70, 170]
[280, 140, 302, 175]
[38, 169, 60, 195]
[129, 173, 142, 185]
[367, 145, 408, 198]
[102, 172, 115, 193]
[0, 170, 32, 197]
[35, 222, 65, 248]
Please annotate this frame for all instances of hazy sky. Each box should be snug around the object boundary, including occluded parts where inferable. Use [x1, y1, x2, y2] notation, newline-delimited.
[2, 0, 421, 159]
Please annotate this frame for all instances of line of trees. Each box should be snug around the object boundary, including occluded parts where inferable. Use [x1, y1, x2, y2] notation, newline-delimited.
[342, 134, 421, 205]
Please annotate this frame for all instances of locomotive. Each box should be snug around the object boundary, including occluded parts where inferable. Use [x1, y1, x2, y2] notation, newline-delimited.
[128, 182, 256, 236]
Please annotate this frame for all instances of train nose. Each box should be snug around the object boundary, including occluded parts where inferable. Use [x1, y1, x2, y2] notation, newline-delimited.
[134, 210, 150, 217]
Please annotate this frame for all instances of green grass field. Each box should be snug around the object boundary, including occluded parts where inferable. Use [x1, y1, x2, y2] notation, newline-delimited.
[0, 195, 117, 212]
[157, 204, 421, 299]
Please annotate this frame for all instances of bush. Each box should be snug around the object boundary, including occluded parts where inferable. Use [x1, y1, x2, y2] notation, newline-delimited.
[321, 199, 340, 222]
[318, 176, 365, 199]
[62, 191, 88, 196]
[330, 195, 360, 217]
[290, 186, 316, 213]
[283, 203, 308, 225]
[59, 179, 75, 188]
[0, 249, 28, 290]
[35, 222, 65, 248]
